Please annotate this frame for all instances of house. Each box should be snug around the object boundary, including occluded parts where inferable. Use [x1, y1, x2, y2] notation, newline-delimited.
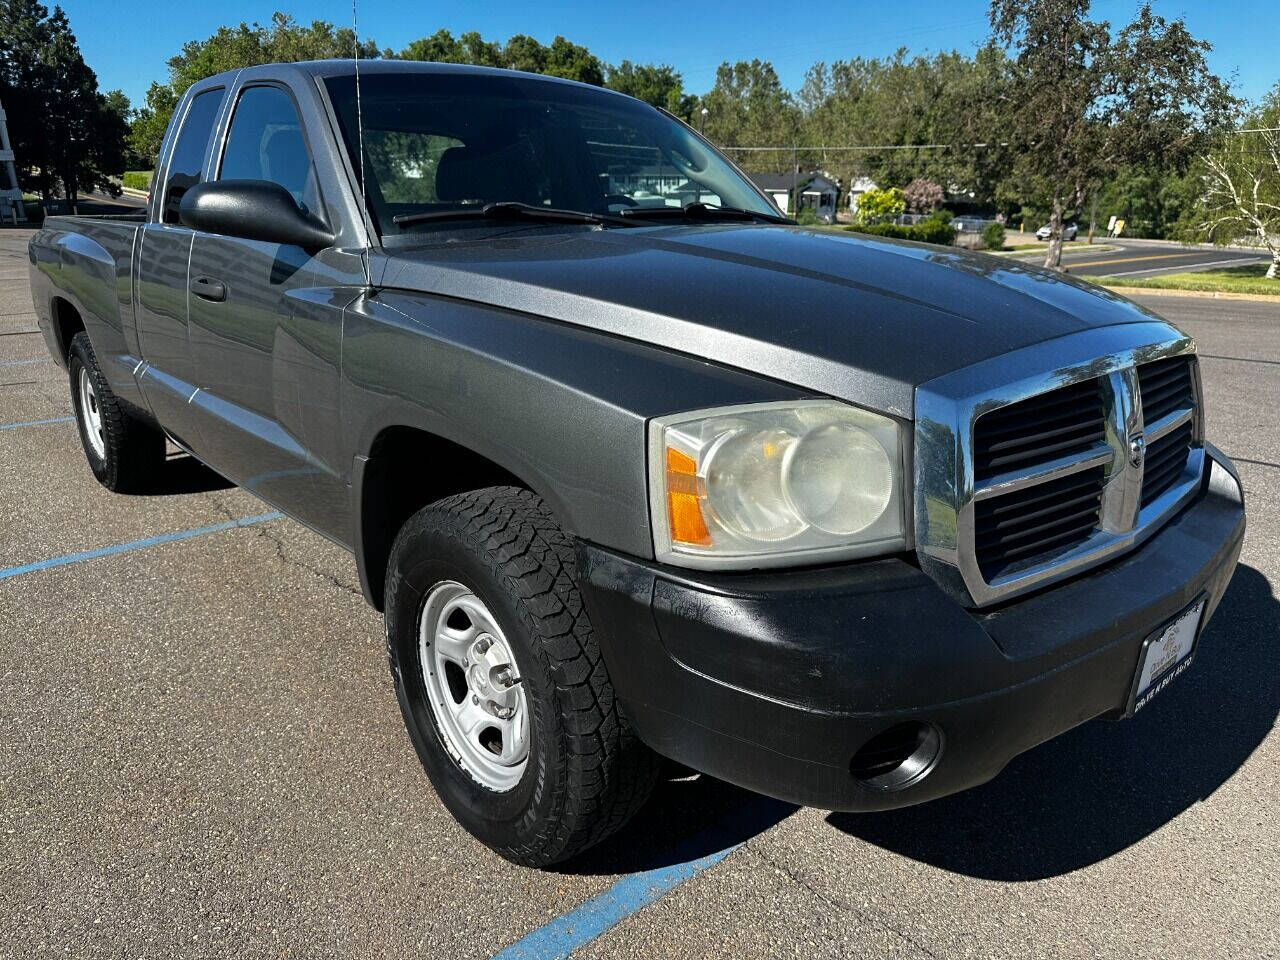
[746, 171, 842, 222]
[845, 176, 879, 215]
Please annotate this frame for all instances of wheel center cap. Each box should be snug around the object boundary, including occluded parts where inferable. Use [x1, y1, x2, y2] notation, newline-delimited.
[467, 663, 489, 692]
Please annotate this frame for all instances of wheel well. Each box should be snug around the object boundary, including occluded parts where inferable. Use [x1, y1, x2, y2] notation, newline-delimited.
[51, 297, 85, 362]
[358, 426, 526, 611]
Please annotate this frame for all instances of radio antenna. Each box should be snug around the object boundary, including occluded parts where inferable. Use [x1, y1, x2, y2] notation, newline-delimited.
[351, 0, 372, 288]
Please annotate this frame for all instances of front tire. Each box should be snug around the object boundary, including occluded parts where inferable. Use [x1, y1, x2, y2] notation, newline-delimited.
[67, 331, 165, 492]
[385, 486, 659, 867]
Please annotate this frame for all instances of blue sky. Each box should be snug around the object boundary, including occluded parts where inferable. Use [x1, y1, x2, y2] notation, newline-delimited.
[59, 0, 1277, 110]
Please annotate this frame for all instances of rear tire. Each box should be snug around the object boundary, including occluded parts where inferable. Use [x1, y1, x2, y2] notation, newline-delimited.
[385, 486, 659, 867]
[67, 331, 165, 492]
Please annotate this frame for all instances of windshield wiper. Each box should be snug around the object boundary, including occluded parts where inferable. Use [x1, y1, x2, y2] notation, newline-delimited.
[618, 202, 794, 225]
[393, 201, 633, 228]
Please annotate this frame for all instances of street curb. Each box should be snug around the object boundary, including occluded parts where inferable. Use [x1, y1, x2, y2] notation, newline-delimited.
[120, 187, 148, 200]
[1102, 284, 1280, 304]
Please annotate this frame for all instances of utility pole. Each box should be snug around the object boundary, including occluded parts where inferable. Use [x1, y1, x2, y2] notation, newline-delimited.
[0, 97, 26, 224]
[791, 144, 798, 217]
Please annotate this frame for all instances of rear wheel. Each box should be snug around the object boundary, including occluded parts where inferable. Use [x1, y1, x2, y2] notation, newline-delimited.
[385, 486, 659, 867]
[67, 331, 165, 492]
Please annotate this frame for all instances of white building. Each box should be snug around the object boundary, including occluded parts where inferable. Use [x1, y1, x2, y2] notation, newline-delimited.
[0, 98, 25, 223]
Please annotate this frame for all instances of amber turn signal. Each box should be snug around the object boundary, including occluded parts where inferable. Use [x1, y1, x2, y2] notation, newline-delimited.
[665, 447, 712, 547]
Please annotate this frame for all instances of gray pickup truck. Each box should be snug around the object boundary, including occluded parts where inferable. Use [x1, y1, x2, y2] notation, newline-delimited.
[29, 60, 1245, 867]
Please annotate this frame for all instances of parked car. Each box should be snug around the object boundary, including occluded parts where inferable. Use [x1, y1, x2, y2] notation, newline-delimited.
[28, 61, 1245, 867]
[1037, 221, 1079, 240]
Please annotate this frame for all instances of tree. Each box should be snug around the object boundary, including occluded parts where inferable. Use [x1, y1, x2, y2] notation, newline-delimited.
[904, 177, 944, 213]
[130, 12, 378, 164]
[0, 0, 129, 204]
[702, 60, 801, 174]
[990, 0, 1237, 269]
[796, 47, 1016, 210]
[1193, 85, 1280, 280]
[605, 61, 696, 121]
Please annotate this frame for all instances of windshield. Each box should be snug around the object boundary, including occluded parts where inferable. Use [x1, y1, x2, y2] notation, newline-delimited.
[324, 71, 781, 242]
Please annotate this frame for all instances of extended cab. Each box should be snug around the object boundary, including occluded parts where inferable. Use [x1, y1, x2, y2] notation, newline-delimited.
[29, 61, 1245, 866]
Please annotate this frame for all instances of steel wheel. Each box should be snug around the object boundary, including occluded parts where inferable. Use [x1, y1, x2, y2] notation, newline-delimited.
[77, 364, 106, 459]
[418, 580, 529, 792]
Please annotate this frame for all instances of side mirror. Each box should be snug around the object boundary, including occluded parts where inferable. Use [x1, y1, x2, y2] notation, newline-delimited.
[178, 179, 336, 251]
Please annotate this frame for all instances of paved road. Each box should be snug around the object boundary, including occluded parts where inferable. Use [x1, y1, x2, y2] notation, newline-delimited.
[2, 225, 1278, 959]
[1010, 238, 1269, 279]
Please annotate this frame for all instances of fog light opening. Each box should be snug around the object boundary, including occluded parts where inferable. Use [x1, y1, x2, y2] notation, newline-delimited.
[850, 721, 943, 791]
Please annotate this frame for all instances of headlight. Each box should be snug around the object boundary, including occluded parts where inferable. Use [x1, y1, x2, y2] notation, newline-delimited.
[648, 400, 907, 569]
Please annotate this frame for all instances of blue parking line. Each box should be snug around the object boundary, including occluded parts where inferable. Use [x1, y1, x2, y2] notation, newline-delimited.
[0, 512, 282, 582]
[493, 798, 793, 960]
[0, 416, 75, 431]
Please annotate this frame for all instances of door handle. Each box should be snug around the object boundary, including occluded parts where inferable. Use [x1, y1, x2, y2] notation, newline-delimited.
[190, 275, 226, 302]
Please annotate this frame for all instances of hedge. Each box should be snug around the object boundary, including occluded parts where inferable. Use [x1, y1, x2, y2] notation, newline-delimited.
[122, 171, 152, 191]
[845, 219, 955, 246]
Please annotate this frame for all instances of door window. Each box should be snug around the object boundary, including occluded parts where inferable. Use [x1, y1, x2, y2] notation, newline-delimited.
[162, 88, 224, 224]
[219, 86, 322, 215]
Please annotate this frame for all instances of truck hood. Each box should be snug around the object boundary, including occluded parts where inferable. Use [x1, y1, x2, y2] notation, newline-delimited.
[375, 224, 1163, 418]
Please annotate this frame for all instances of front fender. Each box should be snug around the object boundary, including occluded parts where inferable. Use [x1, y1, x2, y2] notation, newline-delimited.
[342, 288, 809, 561]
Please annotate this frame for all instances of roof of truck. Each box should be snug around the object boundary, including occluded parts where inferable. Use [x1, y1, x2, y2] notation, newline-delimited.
[201, 58, 633, 100]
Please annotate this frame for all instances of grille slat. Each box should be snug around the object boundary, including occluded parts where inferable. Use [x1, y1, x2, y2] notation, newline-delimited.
[973, 380, 1104, 484]
[1141, 422, 1194, 508]
[1137, 357, 1196, 507]
[973, 461, 1104, 581]
[1138, 356, 1195, 425]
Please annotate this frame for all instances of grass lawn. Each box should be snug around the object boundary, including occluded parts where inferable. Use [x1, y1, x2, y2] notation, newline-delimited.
[1094, 263, 1280, 297]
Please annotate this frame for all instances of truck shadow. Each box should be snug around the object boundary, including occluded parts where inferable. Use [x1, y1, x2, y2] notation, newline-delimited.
[826, 563, 1279, 880]
[129, 450, 235, 496]
[554, 768, 796, 876]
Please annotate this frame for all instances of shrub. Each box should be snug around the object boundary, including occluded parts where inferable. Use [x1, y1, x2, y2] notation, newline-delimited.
[847, 219, 955, 246]
[794, 206, 820, 226]
[851, 186, 906, 226]
[121, 170, 152, 191]
[981, 222, 1007, 251]
[928, 208, 954, 226]
[904, 178, 944, 213]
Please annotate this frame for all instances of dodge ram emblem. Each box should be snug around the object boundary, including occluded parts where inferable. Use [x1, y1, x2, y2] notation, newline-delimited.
[1129, 433, 1147, 467]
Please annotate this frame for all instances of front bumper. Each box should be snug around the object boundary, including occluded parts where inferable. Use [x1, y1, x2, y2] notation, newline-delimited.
[577, 449, 1245, 812]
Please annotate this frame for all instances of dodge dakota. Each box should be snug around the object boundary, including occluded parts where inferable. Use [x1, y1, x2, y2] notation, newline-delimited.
[28, 60, 1245, 866]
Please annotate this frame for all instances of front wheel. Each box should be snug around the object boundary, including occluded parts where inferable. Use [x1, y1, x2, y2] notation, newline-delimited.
[384, 486, 659, 867]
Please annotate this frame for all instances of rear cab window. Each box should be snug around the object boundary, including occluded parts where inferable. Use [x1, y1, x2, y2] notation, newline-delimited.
[161, 88, 225, 224]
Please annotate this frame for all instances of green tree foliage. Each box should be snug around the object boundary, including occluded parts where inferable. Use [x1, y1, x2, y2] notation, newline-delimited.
[0, 0, 130, 204]
[396, 30, 604, 86]
[797, 46, 1016, 209]
[605, 61, 696, 121]
[990, 0, 1237, 269]
[1191, 84, 1280, 279]
[702, 60, 801, 173]
[130, 12, 378, 163]
[851, 186, 905, 226]
[981, 221, 1006, 250]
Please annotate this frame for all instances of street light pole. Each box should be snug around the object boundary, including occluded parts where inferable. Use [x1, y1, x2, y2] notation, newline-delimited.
[699, 107, 708, 135]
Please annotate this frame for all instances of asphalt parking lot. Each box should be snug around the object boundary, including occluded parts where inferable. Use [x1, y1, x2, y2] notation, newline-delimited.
[2, 224, 1278, 959]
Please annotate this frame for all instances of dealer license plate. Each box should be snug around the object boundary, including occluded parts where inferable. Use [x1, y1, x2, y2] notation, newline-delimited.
[1129, 599, 1205, 714]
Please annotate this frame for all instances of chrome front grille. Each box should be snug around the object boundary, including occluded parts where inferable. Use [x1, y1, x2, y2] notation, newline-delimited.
[914, 324, 1206, 607]
[972, 377, 1106, 480]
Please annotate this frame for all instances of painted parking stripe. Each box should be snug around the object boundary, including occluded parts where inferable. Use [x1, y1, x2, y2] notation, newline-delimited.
[0, 416, 74, 431]
[493, 798, 794, 960]
[0, 512, 282, 583]
[0, 357, 50, 367]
